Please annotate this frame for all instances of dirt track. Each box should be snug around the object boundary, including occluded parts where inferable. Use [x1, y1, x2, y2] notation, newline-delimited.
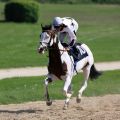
[0, 94, 120, 120]
[0, 61, 120, 80]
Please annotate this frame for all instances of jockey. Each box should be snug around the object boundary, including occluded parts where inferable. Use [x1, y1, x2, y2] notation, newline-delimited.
[52, 17, 80, 60]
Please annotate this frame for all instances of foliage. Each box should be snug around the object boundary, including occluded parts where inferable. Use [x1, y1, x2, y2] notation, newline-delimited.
[92, 0, 120, 4]
[0, 0, 9, 2]
[4, 0, 39, 23]
[0, 0, 120, 4]
[37, 0, 120, 4]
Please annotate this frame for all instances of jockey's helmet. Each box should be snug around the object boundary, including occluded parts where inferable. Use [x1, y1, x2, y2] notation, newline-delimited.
[53, 17, 63, 27]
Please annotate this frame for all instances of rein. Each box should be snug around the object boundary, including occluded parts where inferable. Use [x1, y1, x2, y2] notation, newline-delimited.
[48, 31, 69, 52]
[48, 47, 68, 52]
[47, 45, 68, 57]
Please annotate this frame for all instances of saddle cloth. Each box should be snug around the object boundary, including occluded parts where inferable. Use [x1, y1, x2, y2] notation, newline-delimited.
[70, 43, 88, 62]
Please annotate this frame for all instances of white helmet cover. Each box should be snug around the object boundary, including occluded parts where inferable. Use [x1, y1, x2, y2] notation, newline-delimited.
[53, 17, 63, 27]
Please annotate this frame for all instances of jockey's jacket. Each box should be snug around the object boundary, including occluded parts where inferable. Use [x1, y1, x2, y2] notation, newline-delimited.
[57, 17, 78, 45]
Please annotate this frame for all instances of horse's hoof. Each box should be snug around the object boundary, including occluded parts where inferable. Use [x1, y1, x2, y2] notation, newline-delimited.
[46, 100, 52, 106]
[63, 106, 68, 110]
[63, 102, 69, 110]
[76, 97, 81, 103]
[63, 104, 68, 110]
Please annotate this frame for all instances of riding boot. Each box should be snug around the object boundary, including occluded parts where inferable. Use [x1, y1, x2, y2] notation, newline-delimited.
[73, 45, 79, 55]
[72, 45, 80, 61]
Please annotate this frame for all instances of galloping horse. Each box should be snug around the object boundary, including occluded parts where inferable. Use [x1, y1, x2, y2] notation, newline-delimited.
[38, 25, 102, 109]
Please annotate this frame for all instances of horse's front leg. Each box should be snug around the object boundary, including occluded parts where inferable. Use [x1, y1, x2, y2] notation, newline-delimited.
[63, 76, 73, 110]
[44, 77, 52, 106]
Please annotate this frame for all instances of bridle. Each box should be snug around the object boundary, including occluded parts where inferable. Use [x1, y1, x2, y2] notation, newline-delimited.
[40, 30, 68, 53]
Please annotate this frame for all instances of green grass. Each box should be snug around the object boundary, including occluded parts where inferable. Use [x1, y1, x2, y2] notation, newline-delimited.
[0, 70, 119, 104]
[0, 3, 120, 68]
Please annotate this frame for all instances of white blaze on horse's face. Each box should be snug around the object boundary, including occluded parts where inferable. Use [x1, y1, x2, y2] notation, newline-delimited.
[41, 32, 50, 43]
[38, 32, 51, 54]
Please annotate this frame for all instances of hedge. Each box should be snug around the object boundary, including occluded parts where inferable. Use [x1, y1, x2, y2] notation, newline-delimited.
[38, 0, 120, 4]
[4, 0, 39, 23]
[1, 0, 120, 4]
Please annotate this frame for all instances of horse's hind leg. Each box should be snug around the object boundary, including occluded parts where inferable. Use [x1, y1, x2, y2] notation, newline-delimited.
[76, 65, 91, 103]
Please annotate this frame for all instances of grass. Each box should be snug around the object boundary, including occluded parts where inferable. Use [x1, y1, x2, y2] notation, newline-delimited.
[0, 70, 119, 105]
[0, 3, 120, 68]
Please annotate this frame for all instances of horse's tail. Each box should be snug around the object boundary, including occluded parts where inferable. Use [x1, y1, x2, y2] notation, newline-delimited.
[89, 64, 102, 80]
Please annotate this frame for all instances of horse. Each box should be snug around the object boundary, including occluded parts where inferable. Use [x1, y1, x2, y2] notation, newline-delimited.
[38, 24, 102, 109]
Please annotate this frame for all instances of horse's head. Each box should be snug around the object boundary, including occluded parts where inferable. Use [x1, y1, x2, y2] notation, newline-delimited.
[38, 24, 57, 54]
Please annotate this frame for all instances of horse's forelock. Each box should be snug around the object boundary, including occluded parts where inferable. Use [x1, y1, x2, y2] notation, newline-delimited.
[41, 24, 52, 31]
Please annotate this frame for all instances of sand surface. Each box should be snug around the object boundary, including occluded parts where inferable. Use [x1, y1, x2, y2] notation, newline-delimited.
[0, 94, 120, 120]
